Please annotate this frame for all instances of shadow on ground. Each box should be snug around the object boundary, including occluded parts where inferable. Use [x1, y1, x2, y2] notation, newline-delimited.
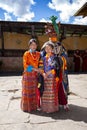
[29, 104, 87, 123]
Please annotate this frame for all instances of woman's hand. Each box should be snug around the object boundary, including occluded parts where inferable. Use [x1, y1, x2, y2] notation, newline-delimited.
[32, 68, 39, 72]
[46, 69, 55, 76]
[33, 68, 43, 74]
[43, 73, 47, 79]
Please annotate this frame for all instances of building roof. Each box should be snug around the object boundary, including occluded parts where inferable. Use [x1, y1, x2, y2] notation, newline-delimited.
[74, 2, 87, 17]
[0, 21, 87, 40]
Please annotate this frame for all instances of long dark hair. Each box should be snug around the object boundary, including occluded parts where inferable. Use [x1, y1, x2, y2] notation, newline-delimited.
[28, 38, 37, 46]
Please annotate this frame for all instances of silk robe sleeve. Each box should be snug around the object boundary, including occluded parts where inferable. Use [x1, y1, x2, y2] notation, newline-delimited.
[23, 51, 29, 71]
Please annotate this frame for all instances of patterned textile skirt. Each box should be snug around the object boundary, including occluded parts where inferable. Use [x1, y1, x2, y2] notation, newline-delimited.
[41, 76, 59, 113]
[21, 71, 38, 112]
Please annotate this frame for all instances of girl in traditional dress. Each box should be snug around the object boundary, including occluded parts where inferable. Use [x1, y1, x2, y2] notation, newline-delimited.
[21, 39, 40, 112]
[39, 41, 59, 113]
[60, 45, 70, 95]
[53, 42, 69, 111]
[58, 57, 69, 111]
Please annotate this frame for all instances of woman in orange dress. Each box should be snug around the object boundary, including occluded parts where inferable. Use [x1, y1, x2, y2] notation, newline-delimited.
[21, 39, 40, 112]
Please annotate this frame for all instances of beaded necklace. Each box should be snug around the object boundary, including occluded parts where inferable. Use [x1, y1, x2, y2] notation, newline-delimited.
[30, 52, 37, 61]
[45, 53, 53, 66]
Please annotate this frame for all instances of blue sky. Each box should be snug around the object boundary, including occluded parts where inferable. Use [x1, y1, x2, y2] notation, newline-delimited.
[0, 0, 87, 25]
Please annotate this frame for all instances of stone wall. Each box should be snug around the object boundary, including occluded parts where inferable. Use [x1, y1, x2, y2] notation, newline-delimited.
[0, 57, 23, 72]
[0, 56, 74, 73]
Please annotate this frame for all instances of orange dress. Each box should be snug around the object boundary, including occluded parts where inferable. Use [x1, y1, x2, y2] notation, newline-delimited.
[21, 51, 40, 112]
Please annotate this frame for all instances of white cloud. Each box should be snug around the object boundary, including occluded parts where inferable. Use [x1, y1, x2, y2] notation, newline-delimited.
[48, 0, 87, 24]
[0, 0, 87, 24]
[4, 12, 12, 21]
[39, 18, 50, 22]
[0, 0, 35, 21]
[72, 16, 87, 25]
[17, 13, 35, 21]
